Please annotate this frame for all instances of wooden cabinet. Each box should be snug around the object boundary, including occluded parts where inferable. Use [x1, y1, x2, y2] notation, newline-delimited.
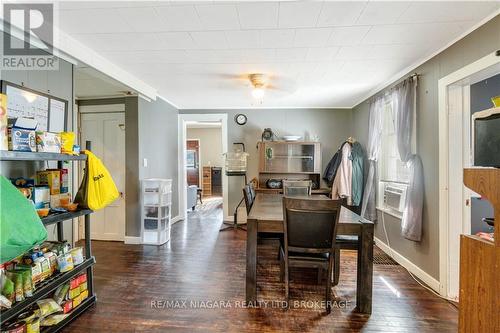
[257, 141, 322, 191]
[202, 166, 212, 197]
[459, 168, 500, 333]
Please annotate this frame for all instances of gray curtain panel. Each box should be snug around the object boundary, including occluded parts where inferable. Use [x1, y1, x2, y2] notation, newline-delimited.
[392, 77, 424, 241]
[360, 97, 384, 222]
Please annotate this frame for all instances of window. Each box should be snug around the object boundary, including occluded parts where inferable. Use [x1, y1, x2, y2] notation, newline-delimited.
[377, 100, 415, 216]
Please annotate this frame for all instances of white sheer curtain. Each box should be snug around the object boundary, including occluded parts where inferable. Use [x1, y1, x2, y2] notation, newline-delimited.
[360, 96, 384, 222]
[392, 77, 424, 241]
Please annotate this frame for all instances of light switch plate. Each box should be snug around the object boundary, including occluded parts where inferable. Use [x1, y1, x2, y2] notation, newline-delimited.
[143, 158, 148, 167]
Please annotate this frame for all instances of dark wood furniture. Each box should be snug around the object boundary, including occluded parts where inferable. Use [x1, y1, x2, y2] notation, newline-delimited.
[280, 197, 342, 313]
[257, 141, 325, 193]
[186, 140, 200, 187]
[246, 193, 374, 314]
[202, 166, 212, 197]
[459, 168, 500, 333]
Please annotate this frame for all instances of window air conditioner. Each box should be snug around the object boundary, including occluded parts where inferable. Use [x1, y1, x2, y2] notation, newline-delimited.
[383, 184, 407, 213]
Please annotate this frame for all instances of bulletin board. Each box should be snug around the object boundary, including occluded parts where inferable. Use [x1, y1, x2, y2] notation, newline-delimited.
[0, 80, 68, 132]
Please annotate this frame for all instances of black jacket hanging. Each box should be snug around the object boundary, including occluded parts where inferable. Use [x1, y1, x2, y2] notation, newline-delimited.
[323, 141, 348, 186]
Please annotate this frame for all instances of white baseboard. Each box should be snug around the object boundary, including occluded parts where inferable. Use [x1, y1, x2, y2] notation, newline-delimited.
[171, 215, 183, 225]
[124, 236, 141, 245]
[374, 237, 441, 293]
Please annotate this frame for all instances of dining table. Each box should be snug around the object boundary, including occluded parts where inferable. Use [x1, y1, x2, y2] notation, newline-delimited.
[245, 193, 375, 314]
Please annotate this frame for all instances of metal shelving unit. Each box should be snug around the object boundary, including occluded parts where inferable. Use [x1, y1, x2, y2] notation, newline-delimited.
[0, 141, 96, 330]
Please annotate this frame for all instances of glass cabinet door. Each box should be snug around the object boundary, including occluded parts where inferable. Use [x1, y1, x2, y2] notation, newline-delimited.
[263, 143, 315, 173]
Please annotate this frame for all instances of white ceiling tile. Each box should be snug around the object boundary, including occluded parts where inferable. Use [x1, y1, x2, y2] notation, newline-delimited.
[278, 2, 323, 28]
[327, 26, 371, 46]
[60, 1, 159, 10]
[275, 48, 308, 62]
[398, 1, 499, 24]
[305, 47, 340, 62]
[211, 50, 245, 64]
[336, 46, 373, 61]
[156, 32, 196, 49]
[195, 4, 240, 30]
[293, 28, 333, 47]
[242, 49, 276, 63]
[317, 2, 368, 27]
[59, 9, 133, 34]
[237, 2, 279, 29]
[117, 7, 168, 33]
[225, 30, 261, 49]
[362, 22, 465, 45]
[368, 44, 426, 60]
[355, 2, 410, 25]
[190, 31, 228, 49]
[71, 33, 160, 52]
[185, 50, 217, 63]
[261, 29, 295, 48]
[154, 5, 202, 31]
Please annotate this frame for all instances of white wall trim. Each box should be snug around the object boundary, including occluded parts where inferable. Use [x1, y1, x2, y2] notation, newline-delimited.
[124, 236, 142, 245]
[178, 114, 229, 221]
[375, 237, 441, 293]
[438, 51, 500, 297]
[353, 9, 500, 109]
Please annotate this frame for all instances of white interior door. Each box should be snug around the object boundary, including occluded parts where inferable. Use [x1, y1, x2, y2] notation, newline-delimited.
[80, 112, 126, 241]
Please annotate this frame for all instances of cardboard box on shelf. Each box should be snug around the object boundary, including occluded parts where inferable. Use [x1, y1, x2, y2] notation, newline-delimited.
[37, 170, 61, 195]
[48, 169, 69, 193]
[50, 192, 71, 208]
[32, 186, 50, 209]
[36, 131, 61, 153]
[8, 118, 37, 152]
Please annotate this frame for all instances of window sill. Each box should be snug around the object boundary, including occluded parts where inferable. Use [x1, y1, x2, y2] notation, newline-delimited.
[376, 206, 403, 220]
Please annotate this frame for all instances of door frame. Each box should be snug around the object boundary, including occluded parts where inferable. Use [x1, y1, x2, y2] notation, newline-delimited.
[438, 51, 500, 298]
[178, 114, 229, 220]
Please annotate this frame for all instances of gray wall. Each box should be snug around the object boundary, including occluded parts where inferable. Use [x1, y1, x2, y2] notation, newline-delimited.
[351, 15, 500, 279]
[180, 108, 353, 215]
[138, 97, 179, 228]
[0, 55, 75, 242]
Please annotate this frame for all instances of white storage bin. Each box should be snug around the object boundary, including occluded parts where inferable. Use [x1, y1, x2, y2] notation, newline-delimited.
[141, 178, 172, 245]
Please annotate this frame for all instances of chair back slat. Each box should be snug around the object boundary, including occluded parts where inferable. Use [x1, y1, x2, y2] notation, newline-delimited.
[243, 184, 254, 214]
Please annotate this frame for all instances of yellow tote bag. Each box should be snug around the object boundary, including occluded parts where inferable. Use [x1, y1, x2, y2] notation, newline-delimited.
[76, 150, 119, 210]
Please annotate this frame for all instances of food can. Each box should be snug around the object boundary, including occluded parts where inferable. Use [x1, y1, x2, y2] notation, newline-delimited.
[25, 317, 40, 333]
[70, 247, 84, 265]
[56, 253, 74, 273]
[1, 321, 25, 333]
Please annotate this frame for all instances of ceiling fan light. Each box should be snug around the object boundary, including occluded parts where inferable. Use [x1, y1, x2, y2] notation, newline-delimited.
[252, 87, 265, 99]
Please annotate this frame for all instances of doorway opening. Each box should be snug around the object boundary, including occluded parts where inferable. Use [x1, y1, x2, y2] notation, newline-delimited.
[438, 51, 500, 300]
[178, 114, 229, 221]
[74, 65, 136, 242]
[186, 122, 223, 214]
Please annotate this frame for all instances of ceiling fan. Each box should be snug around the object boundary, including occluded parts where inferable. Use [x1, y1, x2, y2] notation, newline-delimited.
[214, 73, 297, 102]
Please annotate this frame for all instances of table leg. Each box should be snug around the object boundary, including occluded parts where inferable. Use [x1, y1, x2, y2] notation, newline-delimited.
[356, 222, 374, 314]
[246, 218, 258, 303]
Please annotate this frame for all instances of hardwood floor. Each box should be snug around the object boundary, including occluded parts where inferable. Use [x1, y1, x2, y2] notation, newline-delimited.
[66, 205, 457, 332]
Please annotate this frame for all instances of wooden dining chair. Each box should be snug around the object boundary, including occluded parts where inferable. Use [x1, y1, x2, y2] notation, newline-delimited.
[280, 197, 341, 313]
[244, 184, 284, 259]
[283, 180, 312, 196]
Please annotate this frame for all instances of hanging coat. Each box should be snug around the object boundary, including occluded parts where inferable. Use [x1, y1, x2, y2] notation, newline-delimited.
[323, 142, 347, 186]
[331, 143, 352, 205]
[350, 142, 365, 206]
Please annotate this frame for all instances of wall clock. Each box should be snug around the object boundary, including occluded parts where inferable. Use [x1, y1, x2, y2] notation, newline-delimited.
[234, 113, 247, 125]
